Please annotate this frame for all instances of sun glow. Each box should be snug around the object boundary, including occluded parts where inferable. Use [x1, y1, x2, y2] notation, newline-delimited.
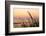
[13, 8, 39, 18]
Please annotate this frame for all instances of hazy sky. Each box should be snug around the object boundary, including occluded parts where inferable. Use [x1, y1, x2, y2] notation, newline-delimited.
[13, 8, 39, 18]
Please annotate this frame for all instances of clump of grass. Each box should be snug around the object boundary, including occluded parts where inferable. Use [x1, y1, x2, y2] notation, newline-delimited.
[27, 11, 39, 27]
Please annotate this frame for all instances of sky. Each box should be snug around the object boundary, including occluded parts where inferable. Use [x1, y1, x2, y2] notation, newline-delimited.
[13, 8, 39, 18]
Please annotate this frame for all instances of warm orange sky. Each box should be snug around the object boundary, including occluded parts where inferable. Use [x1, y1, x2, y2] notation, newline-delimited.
[13, 8, 39, 18]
